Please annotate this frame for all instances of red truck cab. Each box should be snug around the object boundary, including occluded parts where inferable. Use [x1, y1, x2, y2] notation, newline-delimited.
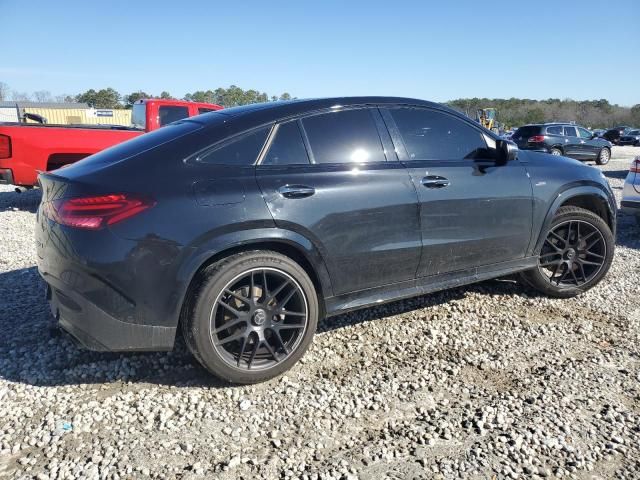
[131, 99, 221, 132]
[0, 99, 222, 188]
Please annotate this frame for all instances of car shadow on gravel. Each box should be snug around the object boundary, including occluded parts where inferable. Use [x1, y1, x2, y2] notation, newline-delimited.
[0, 188, 41, 213]
[0, 265, 538, 389]
[0, 266, 232, 389]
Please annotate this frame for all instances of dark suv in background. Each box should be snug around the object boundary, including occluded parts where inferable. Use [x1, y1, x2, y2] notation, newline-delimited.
[603, 126, 633, 145]
[36, 97, 617, 384]
[512, 123, 612, 164]
[619, 129, 640, 146]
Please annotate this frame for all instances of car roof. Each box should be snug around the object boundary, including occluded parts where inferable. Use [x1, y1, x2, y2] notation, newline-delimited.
[194, 96, 453, 124]
[518, 123, 580, 128]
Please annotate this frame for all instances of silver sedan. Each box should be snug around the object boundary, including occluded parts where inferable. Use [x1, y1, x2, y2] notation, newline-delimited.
[622, 156, 640, 224]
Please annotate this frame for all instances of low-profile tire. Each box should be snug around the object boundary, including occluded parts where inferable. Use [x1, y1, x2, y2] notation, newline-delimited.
[550, 147, 563, 156]
[182, 251, 319, 384]
[596, 147, 611, 165]
[520, 206, 614, 298]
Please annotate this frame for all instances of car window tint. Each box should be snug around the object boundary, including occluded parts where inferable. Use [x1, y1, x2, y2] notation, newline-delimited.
[390, 108, 487, 160]
[513, 126, 541, 139]
[199, 127, 270, 165]
[262, 121, 310, 165]
[564, 126, 578, 137]
[577, 128, 592, 139]
[546, 126, 563, 135]
[302, 109, 386, 164]
[159, 106, 189, 126]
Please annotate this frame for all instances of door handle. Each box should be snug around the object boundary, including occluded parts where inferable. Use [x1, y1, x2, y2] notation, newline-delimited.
[421, 176, 450, 189]
[277, 185, 316, 199]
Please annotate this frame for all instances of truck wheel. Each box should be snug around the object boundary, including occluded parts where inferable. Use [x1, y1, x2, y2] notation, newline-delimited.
[550, 147, 562, 156]
[520, 206, 614, 298]
[182, 251, 318, 384]
[596, 148, 610, 165]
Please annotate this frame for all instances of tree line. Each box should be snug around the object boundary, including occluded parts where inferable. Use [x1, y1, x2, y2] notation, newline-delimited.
[1, 81, 638, 127]
[0, 82, 293, 109]
[447, 98, 640, 129]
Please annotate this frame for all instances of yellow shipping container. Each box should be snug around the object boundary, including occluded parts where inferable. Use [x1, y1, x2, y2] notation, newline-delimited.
[16, 103, 132, 126]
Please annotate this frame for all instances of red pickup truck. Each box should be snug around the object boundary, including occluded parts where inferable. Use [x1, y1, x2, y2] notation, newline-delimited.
[0, 99, 222, 188]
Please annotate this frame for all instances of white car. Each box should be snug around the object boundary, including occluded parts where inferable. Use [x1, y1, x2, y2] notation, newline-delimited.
[622, 156, 640, 224]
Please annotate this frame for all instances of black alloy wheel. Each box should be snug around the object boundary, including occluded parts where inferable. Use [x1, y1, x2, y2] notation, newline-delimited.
[519, 206, 614, 298]
[183, 251, 318, 384]
[538, 219, 606, 287]
[211, 268, 309, 371]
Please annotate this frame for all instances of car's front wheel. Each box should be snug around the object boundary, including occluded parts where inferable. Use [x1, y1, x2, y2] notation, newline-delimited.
[183, 251, 319, 384]
[596, 147, 611, 165]
[520, 206, 614, 298]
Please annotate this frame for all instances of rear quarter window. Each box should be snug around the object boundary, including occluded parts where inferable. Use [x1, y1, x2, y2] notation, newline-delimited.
[198, 127, 270, 165]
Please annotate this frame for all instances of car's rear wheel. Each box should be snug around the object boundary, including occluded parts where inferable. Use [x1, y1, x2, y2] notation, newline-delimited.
[596, 147, 611, 165]
[183, 251, 318, 384]
[550, 147, 563, 156]
[520, 206, 614, 298]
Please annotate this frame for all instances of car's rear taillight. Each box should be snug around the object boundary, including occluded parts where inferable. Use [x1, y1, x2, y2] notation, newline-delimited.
[527, 135, 545, 143]
[630, 157, 640, 173]
[48, 194, 155, 230]
[0, 135, 11, 159]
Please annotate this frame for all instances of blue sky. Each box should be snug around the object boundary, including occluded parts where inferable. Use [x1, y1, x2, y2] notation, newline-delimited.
[2, 0, 639, 105]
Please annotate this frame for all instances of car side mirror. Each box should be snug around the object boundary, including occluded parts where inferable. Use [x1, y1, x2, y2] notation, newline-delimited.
[591, 133, 599, 139]
[496, 139, 518, 164]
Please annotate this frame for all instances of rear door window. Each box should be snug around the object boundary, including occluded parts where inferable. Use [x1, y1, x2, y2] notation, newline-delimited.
[546, 126, 563, 135]
[198, 108, 216, 114]
[198, 127, 270, 165]
[301, 109, 386, 164]
[564, 126, 578, 137]
[262, 121, 310, 165]
[159, 106, 189, 126]
[389, 107, 487, 160]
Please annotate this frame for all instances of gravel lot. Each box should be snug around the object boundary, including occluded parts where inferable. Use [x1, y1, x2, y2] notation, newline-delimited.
[1, 147, 639, 479]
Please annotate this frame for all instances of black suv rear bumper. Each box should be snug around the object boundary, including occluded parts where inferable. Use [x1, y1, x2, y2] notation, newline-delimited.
[43, 273, 176, 352]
